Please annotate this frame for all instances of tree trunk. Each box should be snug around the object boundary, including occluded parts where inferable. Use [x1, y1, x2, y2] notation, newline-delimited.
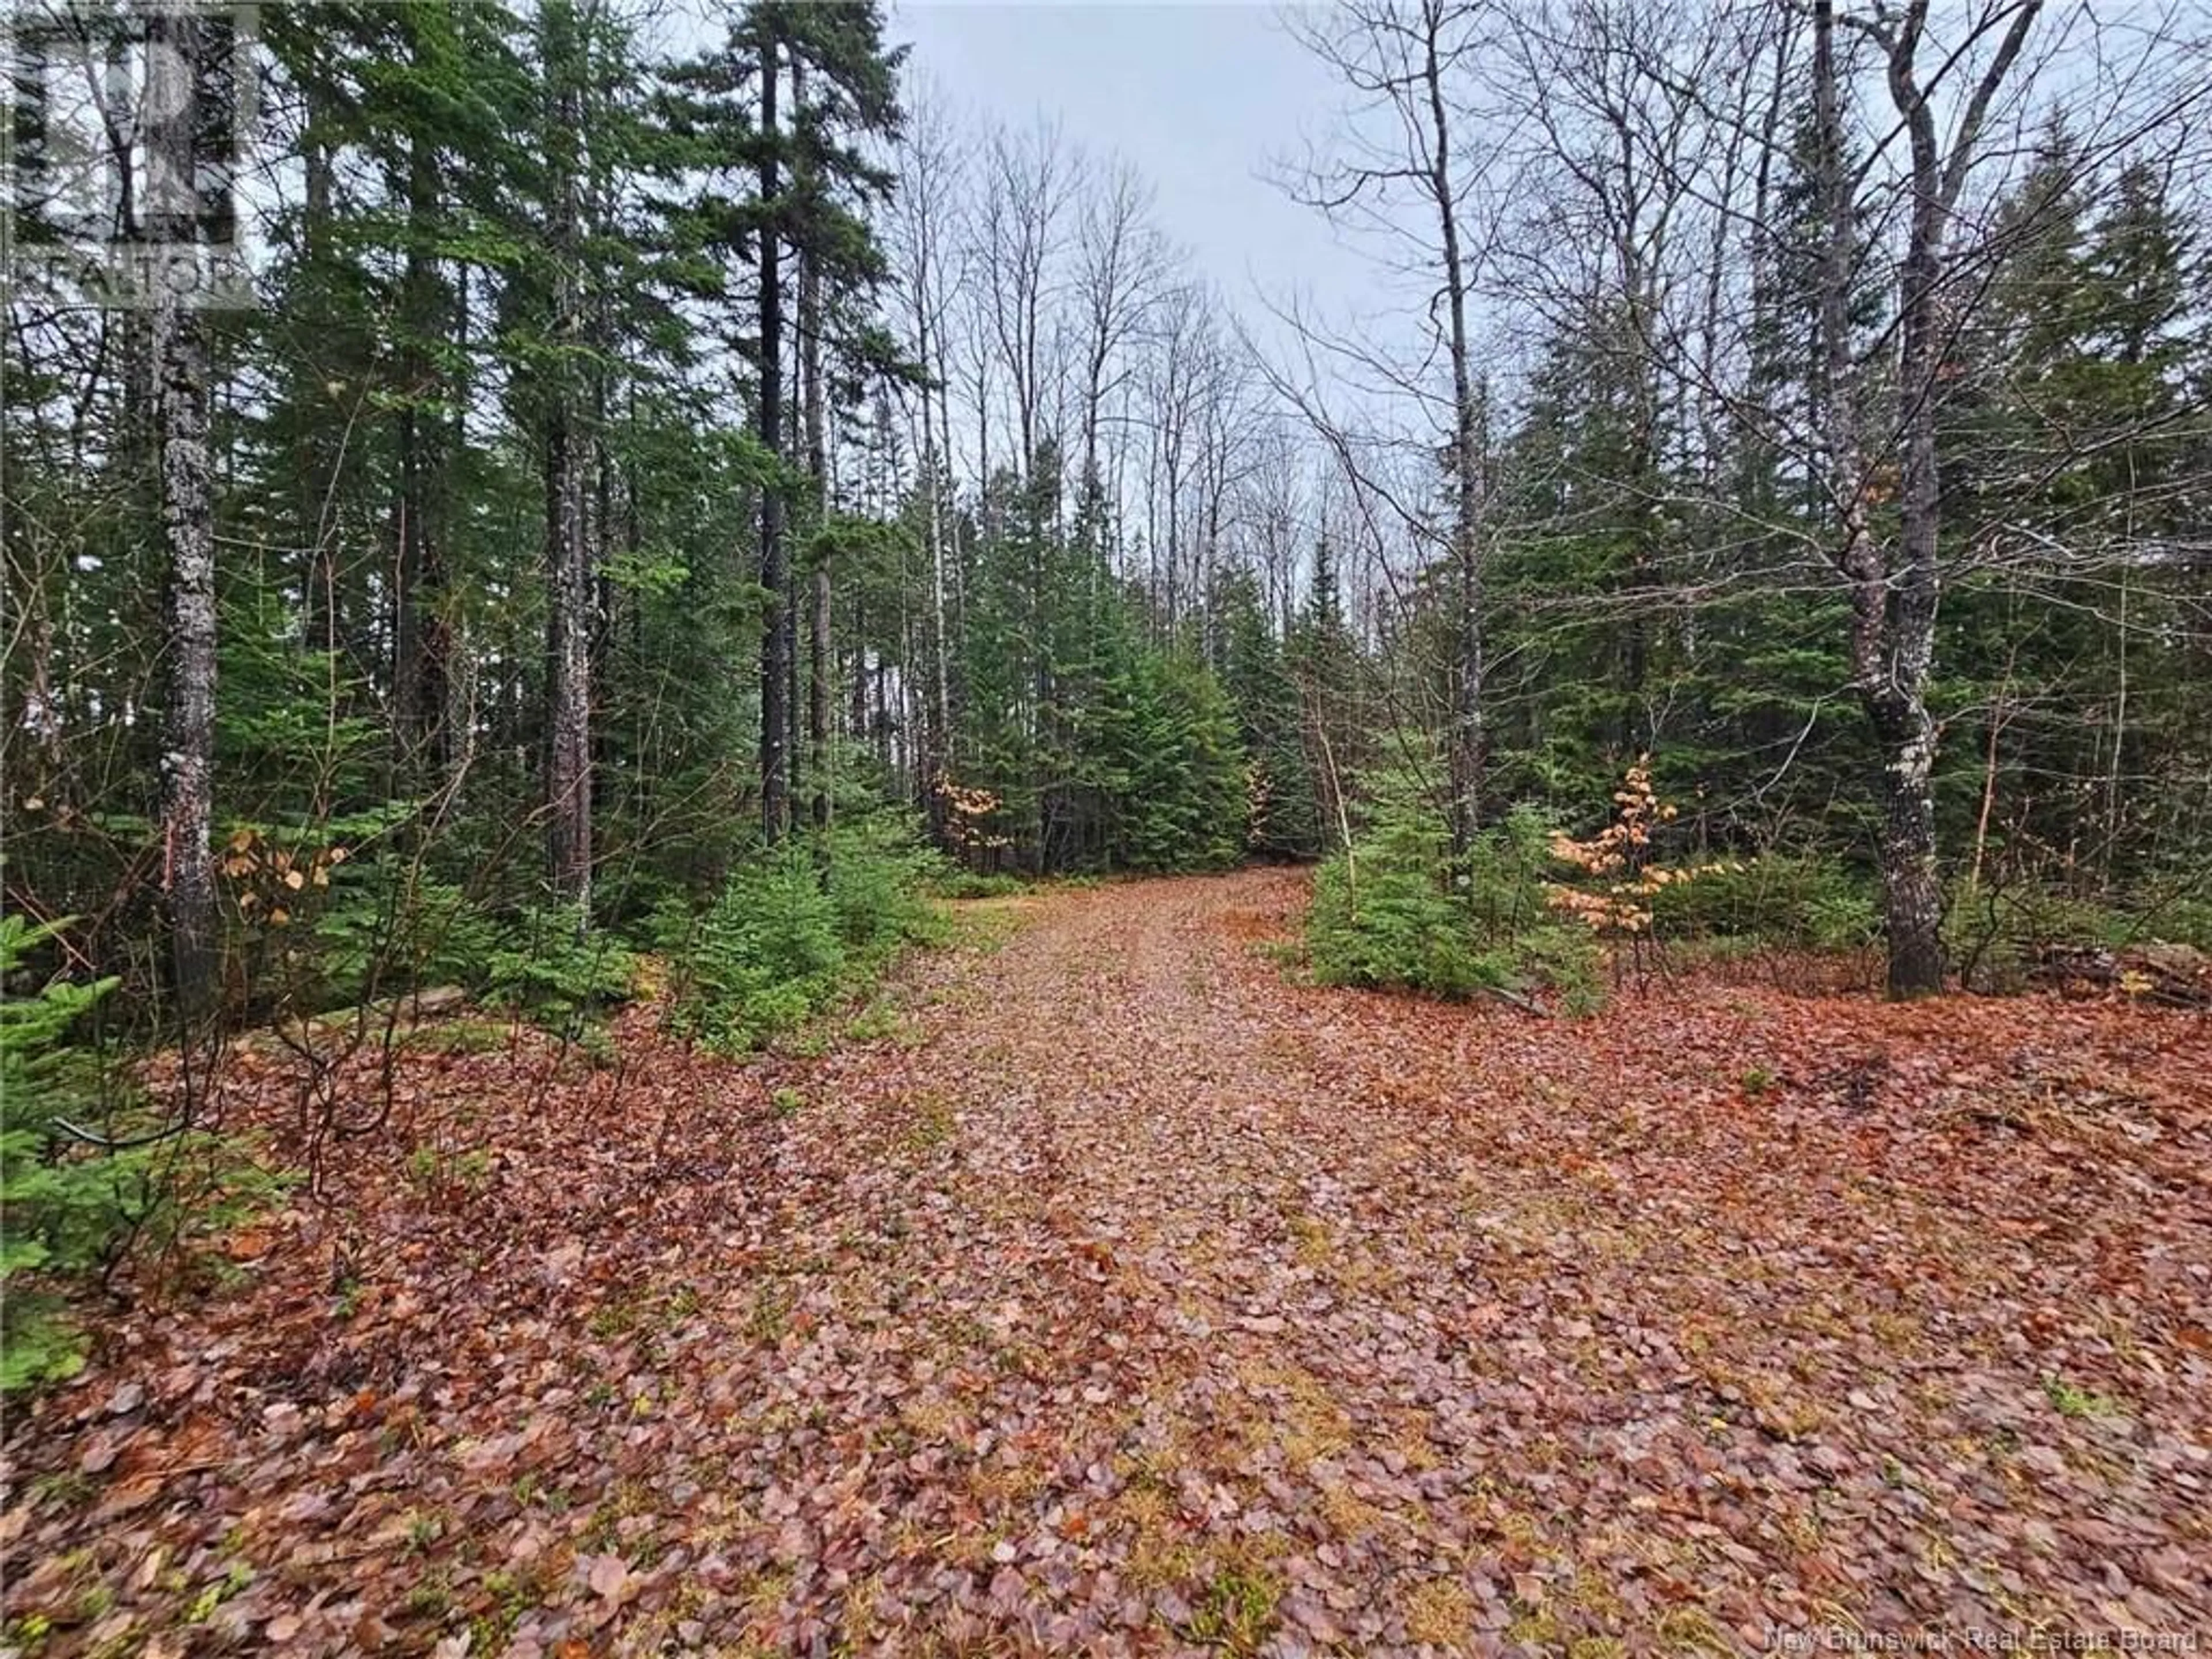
[298, 130, 341, 661]
[1880, 12, 1948, 997]
[543, 0, 592, 910]
[850, 593, 869, 744]
[786, 555, 803, 826]
[921, 322, 953, 832]
[810, 562, 832, 829]
[446, 264, 478, 785]
[1817, 0, 1940, 997]
[875, 652, 891, 772]
[545, 419, 592, 911]
[392, 62, 448, 777]
[148, 5, 217, 1016]
[756, 16, 791, 844]
[1839, 0, 2036, 995]
[796, 96, 831, 834]
[1422, 0, 1484, 854]
[1872, 695, 1943, 995]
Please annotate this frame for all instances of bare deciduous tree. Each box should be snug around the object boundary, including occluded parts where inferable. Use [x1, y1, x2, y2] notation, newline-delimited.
[1820, 0, 2040, 995]
[1281, 0, 1498, 850]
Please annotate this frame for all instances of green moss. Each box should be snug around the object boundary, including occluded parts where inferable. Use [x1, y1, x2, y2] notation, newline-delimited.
[1183, 1563, 1281, 1656]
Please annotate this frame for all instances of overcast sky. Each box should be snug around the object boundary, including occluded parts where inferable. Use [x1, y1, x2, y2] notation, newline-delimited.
[888, 2, 1378, 330]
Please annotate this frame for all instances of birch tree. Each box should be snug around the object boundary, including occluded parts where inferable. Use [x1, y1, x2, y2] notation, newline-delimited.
[541, 0, 593, 906]
[1819, 0, 2039, 995]
[147, 4, 217, 1012]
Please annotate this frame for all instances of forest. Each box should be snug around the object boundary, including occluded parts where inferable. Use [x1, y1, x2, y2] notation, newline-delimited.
[3, 0, 2210, 1653]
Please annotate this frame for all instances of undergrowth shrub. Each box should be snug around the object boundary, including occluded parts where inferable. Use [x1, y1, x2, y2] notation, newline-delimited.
[1947, 873, 2212, 991]
[662, 817, 945, 1052]
[213, 808, 486, 1018]
[1308, 854, 1479, 996]
[823, 816, 950, 954]
[1461, 804, 1560, 938]
[312, 858, 501, 1007]
[1305, 761, 1600, 1009]
[2152, 893, 2212, 952]
[1541, 759, 1743, 950]
[2, 916, 281, 1391]
[485, 903, 637, 1029]
[930, 869, 1029, 900]
[662, 851, 844, 1050]
[1649, 853, 1880, 952]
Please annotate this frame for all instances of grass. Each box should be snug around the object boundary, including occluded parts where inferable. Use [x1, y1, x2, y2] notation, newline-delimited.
[1406, 1578, 1474, 1646]
[942, 899, 1033, 955]
[844, 999, 911, 1043]
[402, 1509, 445, 1552]
[183, 1562, 253, 1624]
[1116, 1490, 1196, 1591]
[1183, 1560, 1281, 1655]
[2041, 1374, 2120, 1419]
[402, 1574, 453, 1620]
[764, 955, 931, 1060]
[25, 1471, 94, 1512]
[746, 1282, 794, 1344]
[395, 1018, 512, 1055]
[468, 1567, 537, 1651]
[931, 870, 1031, 900]
[1316, 1478, 1387, 1539]
[1234, 1357, 1352, 1468]
[404, 1143, 493, 1195]
[587, 1292, 652, 1340]
[897, 1093, 956, 1152]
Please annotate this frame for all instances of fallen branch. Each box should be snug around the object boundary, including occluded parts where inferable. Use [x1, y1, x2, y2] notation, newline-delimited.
[1477, 983, 1550, 1018]
[2031, 942, 2209, 1007]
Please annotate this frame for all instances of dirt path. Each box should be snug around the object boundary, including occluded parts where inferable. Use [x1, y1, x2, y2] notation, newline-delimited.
[6, 870, 2210, 1657]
